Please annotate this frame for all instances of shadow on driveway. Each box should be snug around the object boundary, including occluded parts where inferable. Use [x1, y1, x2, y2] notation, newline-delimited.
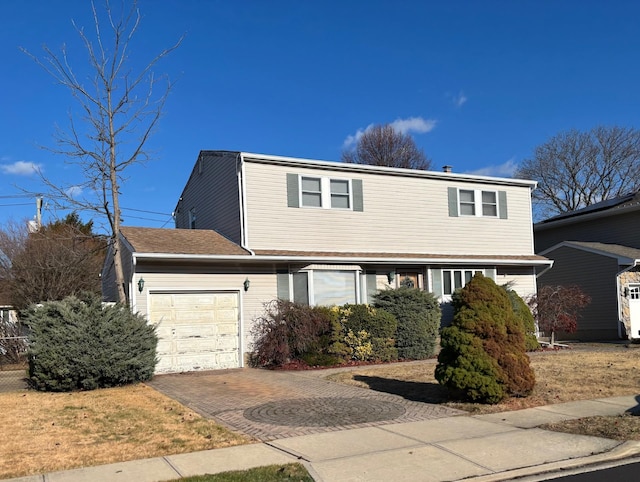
[353, 375, 450, 404]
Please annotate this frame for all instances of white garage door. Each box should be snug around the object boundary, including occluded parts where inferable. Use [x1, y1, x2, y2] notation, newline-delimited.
[149, 291, 240, 373]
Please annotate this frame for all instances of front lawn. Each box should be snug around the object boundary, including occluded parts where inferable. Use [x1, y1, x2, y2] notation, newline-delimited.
[0, 383, 251, 479]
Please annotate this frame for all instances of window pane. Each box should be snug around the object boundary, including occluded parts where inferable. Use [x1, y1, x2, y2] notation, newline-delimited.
[459, 190, 475, 202]
[301, 177, 321, 192]
[443, 271, 452, 295]
[482, 204, 497, 216]
[302, 192, 322, 207]
[331, 194, 350, 209]
[293, 272, 309, 305]
[313, 271, 356, 306]
[454, 271, 462, 289]
[464, 271, 473, 284]
[482, 191, 496, 203]
[460, 203, 475, 215]
[330, 179, 349, 195]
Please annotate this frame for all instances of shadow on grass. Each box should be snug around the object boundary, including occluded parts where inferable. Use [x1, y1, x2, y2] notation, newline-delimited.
[353, 375, 451, 404]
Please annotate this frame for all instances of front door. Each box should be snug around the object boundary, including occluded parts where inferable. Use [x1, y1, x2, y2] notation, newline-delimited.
[629, 284, 640, 339]
[396, 272, 419, 289]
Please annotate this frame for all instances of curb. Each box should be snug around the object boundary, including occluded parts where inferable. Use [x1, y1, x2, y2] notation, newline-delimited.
[465, 440, 640, 482]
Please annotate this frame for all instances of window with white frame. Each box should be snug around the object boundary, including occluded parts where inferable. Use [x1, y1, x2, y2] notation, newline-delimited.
[301, 177, 323, 207]
[442, 269, 484, 295]
[288, 269, 358, 305]
[300, 176, 352, 209]
[459, 189, 499, 217]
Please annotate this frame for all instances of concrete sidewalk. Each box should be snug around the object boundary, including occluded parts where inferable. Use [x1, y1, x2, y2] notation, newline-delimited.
[8, 395, 640, 482]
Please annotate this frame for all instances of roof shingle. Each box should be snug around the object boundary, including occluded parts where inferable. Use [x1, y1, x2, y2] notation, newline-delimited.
[120, 227, 250, 256]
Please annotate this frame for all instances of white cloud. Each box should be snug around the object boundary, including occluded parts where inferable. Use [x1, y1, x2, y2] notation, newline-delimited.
[467, 158, 518, 178]
[452, 91, 468, 107]
[343, 116, 437, 149]
[65, 186, 83, 198]
[0, 160, 42, 176]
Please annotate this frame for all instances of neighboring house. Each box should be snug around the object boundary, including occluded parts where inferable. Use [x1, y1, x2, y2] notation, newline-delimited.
[103, 150, 550, 373]
[535, 190, 640, 341]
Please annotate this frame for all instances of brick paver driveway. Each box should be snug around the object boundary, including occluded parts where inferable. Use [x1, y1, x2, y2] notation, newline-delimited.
[147, 367, 463, 441]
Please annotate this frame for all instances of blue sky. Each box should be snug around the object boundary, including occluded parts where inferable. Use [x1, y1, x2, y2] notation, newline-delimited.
[1, 0, 640, 230]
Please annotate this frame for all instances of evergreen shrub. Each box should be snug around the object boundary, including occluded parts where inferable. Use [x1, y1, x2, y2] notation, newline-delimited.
[338, 304, 398, 362]
[505, 288, 540, 351]
[373, 287, 441, 359]
[24, 293, 157, 391]
[435, 274, 535, 403]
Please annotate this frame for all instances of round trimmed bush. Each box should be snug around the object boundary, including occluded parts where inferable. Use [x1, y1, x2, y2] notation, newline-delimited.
[373, 287, 441, 359]
[24, 293, 157, 391]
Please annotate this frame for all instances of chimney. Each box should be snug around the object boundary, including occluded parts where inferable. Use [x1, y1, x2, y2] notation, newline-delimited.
[442, 165, 452, 173]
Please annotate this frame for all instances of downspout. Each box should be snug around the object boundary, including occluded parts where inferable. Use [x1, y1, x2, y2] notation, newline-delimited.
[237, 152, 255, 256]
[616, 260, 638, 339]
[131, 255, 137, 310]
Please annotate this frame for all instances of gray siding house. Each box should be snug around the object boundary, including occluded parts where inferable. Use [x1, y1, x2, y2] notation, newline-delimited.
[104, 150, 550, 373]
[535, 190, 640, 340]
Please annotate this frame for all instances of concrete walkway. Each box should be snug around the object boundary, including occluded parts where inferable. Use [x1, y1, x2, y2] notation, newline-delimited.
[8, 395, 640, 482]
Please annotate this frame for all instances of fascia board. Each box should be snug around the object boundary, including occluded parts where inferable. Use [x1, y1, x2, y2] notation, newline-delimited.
[535, 203, 640, 231]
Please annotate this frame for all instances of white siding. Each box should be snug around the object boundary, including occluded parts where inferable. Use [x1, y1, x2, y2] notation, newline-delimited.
[244, 162, 535, 256]
[496, 266, 537, 299]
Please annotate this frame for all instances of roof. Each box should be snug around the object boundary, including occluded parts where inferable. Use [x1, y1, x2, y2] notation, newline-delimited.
[541, 241, 640, 263]
[536, 190, 640, 228]
[119, 227, 250, 256]
[117, 227, 549, 266]
[196, 150, 538, 188]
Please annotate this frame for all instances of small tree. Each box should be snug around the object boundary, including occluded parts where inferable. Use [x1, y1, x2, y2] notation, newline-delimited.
[435, 274, 535, 403]
[505, 287, 539, 351]
[529, 285, 591, 346]
[342, 124, 432, 170]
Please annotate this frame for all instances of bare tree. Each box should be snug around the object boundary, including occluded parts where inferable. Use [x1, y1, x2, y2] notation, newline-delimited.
[515, 126, 640, 220]
[342, 124, 432, 170]
[22, 1, 182, 303]
[0, 214, 107, 311]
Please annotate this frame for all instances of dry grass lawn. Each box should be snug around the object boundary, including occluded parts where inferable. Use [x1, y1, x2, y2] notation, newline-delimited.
[0, 383, 251, 480]
[327, 345, 640, 429]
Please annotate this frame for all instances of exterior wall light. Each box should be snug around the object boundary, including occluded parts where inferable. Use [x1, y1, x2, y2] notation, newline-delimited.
[243, 278, 251, 291]
[138, 278, 145, 293]
[387, 271, 396, 284]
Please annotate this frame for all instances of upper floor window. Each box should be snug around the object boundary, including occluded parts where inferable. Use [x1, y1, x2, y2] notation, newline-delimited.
[448, 187, 506, 218]
[300, 176, 352, 209]
[188, 208, 196, 229]
[287, 173, 364, 212]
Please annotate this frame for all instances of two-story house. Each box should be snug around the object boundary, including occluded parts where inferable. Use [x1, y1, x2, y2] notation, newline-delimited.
[102, 150, 550, 373]
[535, 190, 640, 341]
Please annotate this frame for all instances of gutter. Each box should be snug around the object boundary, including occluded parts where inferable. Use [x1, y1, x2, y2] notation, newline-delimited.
[132, 251, 553, 266]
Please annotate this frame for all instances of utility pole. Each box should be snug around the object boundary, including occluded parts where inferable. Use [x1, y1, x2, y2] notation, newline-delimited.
[36, 197, 42, 230]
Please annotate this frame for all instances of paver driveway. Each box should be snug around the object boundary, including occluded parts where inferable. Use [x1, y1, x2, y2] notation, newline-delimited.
[147, 367, 464, 441]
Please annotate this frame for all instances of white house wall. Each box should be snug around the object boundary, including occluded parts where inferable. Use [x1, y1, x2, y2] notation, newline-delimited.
[134, 267, 278, 360]
[244, 161, 535, 256]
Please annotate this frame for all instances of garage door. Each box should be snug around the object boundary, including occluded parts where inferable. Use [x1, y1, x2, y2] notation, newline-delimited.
[149, 291, 240, 373]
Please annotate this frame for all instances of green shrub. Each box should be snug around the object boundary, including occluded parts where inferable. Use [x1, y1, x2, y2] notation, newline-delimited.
[338, 304, 398, 362]
[24, 293, 157, 392]
[505, 288, 539, 351]
[250, 300, 334, 367]
[373, 287, 441, 359]
[435, 274, 535, 403]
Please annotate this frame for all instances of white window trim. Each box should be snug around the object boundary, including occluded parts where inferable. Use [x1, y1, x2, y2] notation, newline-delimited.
[441, 268, 487, 301]
[299, 175, 353, 210]
[458, 188, 499, 218]
[289, 268, 361, 305]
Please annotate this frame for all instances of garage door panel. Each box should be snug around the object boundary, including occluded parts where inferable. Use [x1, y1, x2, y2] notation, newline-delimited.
[150, 291, 240, 373]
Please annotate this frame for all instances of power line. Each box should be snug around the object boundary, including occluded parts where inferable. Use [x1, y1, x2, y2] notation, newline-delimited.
[0, 203, 33, 207]
[121, 207, 172, 216]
